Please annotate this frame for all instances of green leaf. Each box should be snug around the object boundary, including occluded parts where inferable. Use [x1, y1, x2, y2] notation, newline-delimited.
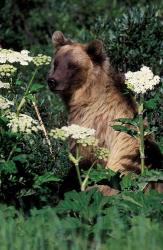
[114, 117, 138, 126]
[15, 80, 23, 86]
[19, 189, 36, 197]
[121, 195, 143, 207]
[112, 125, 137, 136]
[120, 174, 135, 190]
[61, 217, 83, 229]
[25, 94, 36, 102]
[29, 83, 44, 93]
[34, 172, 60, 188]
[0, 160, 17, 174]
[144, 96, 160, 109]
[82, 164, 116, 184]
[12, 154, 28, 163]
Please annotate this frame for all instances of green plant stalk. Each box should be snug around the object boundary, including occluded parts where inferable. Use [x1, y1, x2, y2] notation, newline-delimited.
[74, 161, 82, 189]
[138, 94, 145, 175]
[7, 144, 17, 161]
[81, 161, 96, 191]
[16, 68, 38, 116]
[69, 147, 82, 189]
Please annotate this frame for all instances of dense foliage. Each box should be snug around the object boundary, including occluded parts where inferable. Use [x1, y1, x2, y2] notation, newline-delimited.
[0, 190, 163, 250]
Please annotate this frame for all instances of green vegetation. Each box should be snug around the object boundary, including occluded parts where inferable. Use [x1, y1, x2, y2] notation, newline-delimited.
[0, 1, 163, 249]
[0, 190, 163, 250]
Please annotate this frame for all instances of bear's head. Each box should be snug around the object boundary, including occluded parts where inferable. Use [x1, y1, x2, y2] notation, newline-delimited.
[47, 31, 106, 97]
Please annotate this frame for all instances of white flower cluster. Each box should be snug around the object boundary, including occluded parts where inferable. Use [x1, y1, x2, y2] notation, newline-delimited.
[0, 81, 10, 89]
[61, 124, 95, 139]
[125, 66, 160, 94]
[0, 64, 17, 77]
[32, 54, 51, 67]
[7, 112, 42, 134]
[77, 136, 98, 147]
[0, 49, 33, 65]
[0, 95, 14, 110]
[50, 124, 96, 141]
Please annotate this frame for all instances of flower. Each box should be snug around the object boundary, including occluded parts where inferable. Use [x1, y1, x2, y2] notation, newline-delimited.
[62, 124, 95, 137]
[50, 124, 96, 142]
[0, 95, 14, 110]
[0, 81, 10, 89]
[32, 54, 51, 67]
[0, 49, 33, 65]
[49, 128, 68, 140]
[6, 112, 42, 134]
[94, 147, 110, 161]
[125, 66, 160, 94]
[77, 136, 98, 147]
[0, 64, 17, 78]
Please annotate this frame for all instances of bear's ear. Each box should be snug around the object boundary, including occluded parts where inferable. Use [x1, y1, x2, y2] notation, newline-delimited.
[86, 40, 106, 64]
[52, 31, 72, 49]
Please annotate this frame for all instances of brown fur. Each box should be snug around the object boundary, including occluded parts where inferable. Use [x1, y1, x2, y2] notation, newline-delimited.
[48, 31, 162, 174]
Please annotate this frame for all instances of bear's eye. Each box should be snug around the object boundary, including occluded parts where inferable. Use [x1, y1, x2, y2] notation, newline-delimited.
[68, 62, 79, 70]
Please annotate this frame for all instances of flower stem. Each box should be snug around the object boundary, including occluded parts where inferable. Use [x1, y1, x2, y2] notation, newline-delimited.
[74, 147, 82, 188]
[81, 161, 96, 191]
[74, 161, 82, 189]
[16, 68, 38, 116]
[69, 147, 82, 189]
[138, 94, 145, 175]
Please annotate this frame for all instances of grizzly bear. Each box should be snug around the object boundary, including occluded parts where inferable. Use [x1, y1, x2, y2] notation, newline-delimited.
[48, 31, 162, 180]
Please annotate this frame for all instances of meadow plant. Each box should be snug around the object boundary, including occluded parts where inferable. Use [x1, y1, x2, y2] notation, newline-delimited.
[0, 48, 32, 65]
[0, 48, 59, 206]
[6, 112, 42, 134]
[0, 81, 10, 89]
[125, 66, 160, 174]
[0, 95, 14, 110]
[0, 48, 52, 151]
[32, 54, 51, 66]
[0, 64, 17, 78]
[50, 124, 109, 191]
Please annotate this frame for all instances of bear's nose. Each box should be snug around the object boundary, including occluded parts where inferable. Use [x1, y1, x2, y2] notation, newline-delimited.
[47, 78, 57, 88]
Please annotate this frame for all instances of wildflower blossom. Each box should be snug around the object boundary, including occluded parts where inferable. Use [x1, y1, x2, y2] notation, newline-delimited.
[49, 128, 68, 140]
[32, 54, 51, 66]
[0, 95, 14, 110]
[125, 66, 160, 94]
[7, 112, 42, 134]
[94, 147, 110, 161]
[50, 124, 96, 143]
[0, 81, 10, 89]
[0, 49, 33, 65]
[62, 124, 95, 138]
[77, 136, 98, 147]
[0, 64, 17, 78]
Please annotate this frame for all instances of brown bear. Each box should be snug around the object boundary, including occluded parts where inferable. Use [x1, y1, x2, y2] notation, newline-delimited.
[48, 31, 162, 177]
